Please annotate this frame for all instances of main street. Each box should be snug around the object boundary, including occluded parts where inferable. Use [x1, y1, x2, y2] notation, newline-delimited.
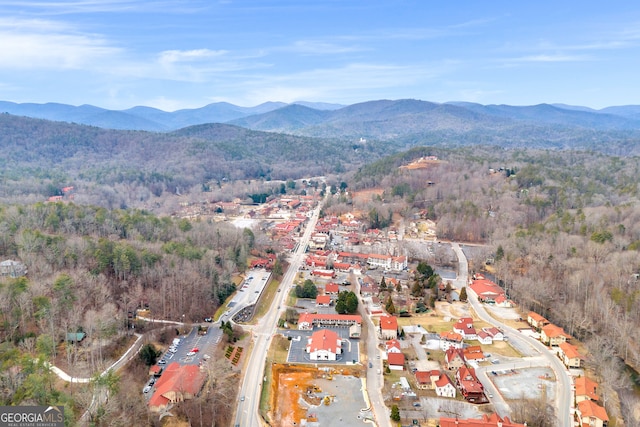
[353, 271, 391, 427]
[451, 243, 573, 427]
[234, 197, 324, 427]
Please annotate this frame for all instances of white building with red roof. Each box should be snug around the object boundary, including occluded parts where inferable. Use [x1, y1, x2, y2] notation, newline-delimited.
[385, 339, 402, 354]
[379, 315, 398, 339]
[453, 317, 477, 340]
[439, 331, 464, 351]
[387, 352, 405, 370]
[435, 373, 456, 398]
[316, 295, 331, 307]
[306, 329, 342, 361]
[482, 327, 504, 341]
[297, 313, 362, 338]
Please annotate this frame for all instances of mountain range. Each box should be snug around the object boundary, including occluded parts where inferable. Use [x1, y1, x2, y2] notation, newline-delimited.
[1, 99, 640, 138]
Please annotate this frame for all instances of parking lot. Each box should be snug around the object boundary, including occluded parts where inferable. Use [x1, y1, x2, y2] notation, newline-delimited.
[282, 327, 360, 365]
[225, 269, 271, 322]
[492, 366, 556, 400]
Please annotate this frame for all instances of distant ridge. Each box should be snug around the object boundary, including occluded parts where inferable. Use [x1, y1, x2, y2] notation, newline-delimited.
[1, 99, 639, 137]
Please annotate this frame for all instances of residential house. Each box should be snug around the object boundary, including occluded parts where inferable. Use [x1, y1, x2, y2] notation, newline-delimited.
[541, 323, 571, 346]
[476, 330, 493, 345]
[559, 342, 584, 368]
[575, 376, 600, 403]
[577, 399, 608, 427]
[306, 329, 342, 361]
[462, 346, 485, 364]
[445, 348, 465, 371]
[414, 370, 440, 390]
[0, 260, 27, 278]
[455, 366, 484, 402]
[316, 295, 331, 307]
[434, 373, 456, 398]
[385, 339, 402, 354]
[65, 332, 86, 343]
[439, 414, 526, 427]
[148, 362, 206, 412]
[387, 352, 405, 370]
[527, 311, 550, 329]
[325, 283, 340, 295]
[453, 317, 477, 340]
[494, 294, 514, 307]
[439, 331, 464, 351]
[379, 315, 398, 340]
[482, 327, 504, 341]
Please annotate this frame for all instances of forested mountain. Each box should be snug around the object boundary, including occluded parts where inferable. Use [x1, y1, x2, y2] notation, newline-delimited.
[231, 99, 640, 152]
[0, 114, 378, 208]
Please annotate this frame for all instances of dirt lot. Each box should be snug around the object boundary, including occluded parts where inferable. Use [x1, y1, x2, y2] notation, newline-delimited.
[267, 364, 368, 426]
[351, 188, 384, 204]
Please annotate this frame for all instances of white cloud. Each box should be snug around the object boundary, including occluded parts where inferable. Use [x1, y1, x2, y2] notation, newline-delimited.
[158, 49, 228, 65]
[512, 54, 591, 63]
[0, 17, 121, 69]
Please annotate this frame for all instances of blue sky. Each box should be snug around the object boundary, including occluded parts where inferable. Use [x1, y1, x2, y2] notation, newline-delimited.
[1, 1, 639, 110]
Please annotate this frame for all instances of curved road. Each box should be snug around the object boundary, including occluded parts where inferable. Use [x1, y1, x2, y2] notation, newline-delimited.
[451, 243, 572, 427]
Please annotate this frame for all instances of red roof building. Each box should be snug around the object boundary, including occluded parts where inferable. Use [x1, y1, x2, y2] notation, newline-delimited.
[316, 295, 331, 307]
[325, 283, 340, 294]
[456, 366, 484, 402]
[469, 277, 505, 302]
[379, 315, 398, 339]
[306, 329, 342, 361]
[387, 352, 405, 370]
[148, 362, 206, 412]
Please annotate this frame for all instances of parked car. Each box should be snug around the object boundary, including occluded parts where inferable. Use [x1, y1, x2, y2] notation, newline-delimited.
[143, 385, 151, 393]
[204, 317, 212, 322]
[158, 359, 166, 365]
[187, 351, 196, 356]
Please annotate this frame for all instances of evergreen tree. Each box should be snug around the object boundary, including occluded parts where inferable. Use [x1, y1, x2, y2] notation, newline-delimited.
[459, 286, 468, 302]
[385, 296, 396, 314]
[411, 280, 423, 297]
[390, 405, 400, 421]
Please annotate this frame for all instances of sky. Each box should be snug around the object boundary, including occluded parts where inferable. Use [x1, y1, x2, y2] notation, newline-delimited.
[1, 1, 640, 111]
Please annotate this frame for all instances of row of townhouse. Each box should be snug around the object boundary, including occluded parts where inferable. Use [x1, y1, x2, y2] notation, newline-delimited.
[527, 312, 609, 427]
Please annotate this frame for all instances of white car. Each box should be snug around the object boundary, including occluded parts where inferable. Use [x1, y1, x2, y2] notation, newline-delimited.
[187, 351, 196, 356]
[143, 385, 152, 393]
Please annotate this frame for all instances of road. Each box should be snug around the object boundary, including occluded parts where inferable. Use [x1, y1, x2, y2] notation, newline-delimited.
[358, 276, 391, 427]
[451, 243, 573, 427]
[234, 199, 323, 427]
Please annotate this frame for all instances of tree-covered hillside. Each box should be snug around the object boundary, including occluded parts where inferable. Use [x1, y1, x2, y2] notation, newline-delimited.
[331, 146, 640, 424]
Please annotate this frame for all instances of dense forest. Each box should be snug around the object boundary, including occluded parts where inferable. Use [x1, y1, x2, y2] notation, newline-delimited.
[331, 146, 640, 425]
[0, 202, 258, 424]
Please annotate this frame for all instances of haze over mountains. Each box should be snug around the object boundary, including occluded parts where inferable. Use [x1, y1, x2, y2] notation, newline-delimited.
[1, 99, 640, 137]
